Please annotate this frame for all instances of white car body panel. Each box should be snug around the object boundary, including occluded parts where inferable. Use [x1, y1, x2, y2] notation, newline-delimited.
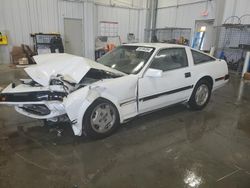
[15, 101, 65, 119]
[26, 53, 125, 86]
[138, 68, 193, 113]
[0, 43, 229, 136]
[64, 75, 138, 135]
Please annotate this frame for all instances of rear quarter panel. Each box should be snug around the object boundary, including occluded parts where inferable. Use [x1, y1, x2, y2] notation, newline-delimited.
[185, 47, 228, 94]
[191, 59, 228, 91]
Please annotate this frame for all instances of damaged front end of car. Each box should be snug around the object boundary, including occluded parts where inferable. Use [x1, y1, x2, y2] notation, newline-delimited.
[0, 53, 125, 133]
[0, 78, 69, 121]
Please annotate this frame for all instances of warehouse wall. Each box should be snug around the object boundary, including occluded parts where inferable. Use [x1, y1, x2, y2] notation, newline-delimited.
[2, 0, 59, 45]
[156, 0, 216, 49]
[94, 0, 146, 44]
[0, 0, 145, 64]
[222, 0, 250, 24]
[95, 0, 142, 8]
[0, 3, 7, 63]
[156, 0, 216, 29]
[95, 5, 140, 42]
[156, 0, 250, 50]
[0, 0, 60, 63]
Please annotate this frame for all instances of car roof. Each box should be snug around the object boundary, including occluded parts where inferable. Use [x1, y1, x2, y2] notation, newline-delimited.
[123, 43, 217, 59]
[123, 43, 187, 49]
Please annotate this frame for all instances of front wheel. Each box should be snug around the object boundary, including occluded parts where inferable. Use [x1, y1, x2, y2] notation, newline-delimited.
[82, 98, 120, 139]
[188, 80, 212, 110]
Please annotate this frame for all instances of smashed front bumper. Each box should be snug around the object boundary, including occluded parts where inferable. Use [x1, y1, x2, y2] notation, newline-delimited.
[13, 101, 66, 119]
[0, 83, 67, 119]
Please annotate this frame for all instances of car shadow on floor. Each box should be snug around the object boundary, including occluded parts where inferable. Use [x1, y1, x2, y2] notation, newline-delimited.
[6, 103, 189, 148]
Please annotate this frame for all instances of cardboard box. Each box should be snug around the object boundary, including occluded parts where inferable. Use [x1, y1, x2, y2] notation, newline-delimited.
[18, 57, 28, 65]
[243, 72, 250, 80]
[10, 46, 26, 64]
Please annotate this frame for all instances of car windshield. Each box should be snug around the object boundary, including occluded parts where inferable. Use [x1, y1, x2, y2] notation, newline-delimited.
[98, 46, 155, 74]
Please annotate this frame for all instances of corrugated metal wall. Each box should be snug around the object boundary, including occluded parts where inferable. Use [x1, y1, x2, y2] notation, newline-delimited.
[96, 5, 140, 42]
[157, 0, 216, 29]
[1, 0, 144, 46]
[0, 0, 145, 63]
[223, 0, 250, 24]
[95, 0, 142, 8]
[1, 0, 61, 63]
[58, 1, 84, 40]
[157, 0, 250, 29]
[156, 0, 216, 49]
[2, 0, 59, 45]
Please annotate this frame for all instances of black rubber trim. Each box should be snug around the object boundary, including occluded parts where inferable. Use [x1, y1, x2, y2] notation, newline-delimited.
[215, 74, 229, 82]
[19, 104, 50, 116]
[139, 85, 193, 102]
[120, 99, 136, 107]
[215, 76, 225, 82]
[123, 100, 187, 123]
[225, 74, 230, 80]
[0, 91, 66, 102]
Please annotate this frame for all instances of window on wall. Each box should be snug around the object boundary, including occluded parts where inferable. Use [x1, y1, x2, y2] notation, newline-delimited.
[100, 21, 119, 36]
[191, 50, 215, 64]
[150, 48, 188, 71]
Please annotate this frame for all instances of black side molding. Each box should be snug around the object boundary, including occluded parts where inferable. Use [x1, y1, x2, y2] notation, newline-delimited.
[225, 74, 230, 80]
[215, 74, 229, 82]
[120, 99, 136, 107]
[139, 85, 194, 102]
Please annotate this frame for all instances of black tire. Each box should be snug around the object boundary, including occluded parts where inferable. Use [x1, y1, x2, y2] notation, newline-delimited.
[188, 79, 212, 110]
[82, 98, 120, 139]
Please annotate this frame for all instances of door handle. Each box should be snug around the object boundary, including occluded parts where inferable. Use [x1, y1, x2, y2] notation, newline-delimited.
[185, 72, 191, 78]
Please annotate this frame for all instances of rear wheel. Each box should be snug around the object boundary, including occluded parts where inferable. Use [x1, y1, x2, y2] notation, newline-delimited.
[82, 98, 120, 139]
[188, 79, 212, 110]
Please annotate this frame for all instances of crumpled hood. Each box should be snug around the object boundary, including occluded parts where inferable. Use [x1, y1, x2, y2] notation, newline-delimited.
[25, 53, 124, 86]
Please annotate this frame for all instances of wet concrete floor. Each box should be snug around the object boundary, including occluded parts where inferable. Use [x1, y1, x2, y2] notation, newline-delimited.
[0, 65, 250, 188]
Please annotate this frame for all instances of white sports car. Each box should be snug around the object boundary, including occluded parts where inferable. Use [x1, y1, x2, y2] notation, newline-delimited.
[0, 43, 229, 138]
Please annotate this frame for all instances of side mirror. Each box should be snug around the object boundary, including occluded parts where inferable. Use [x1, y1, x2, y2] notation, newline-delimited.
[144, 68, 163, 78]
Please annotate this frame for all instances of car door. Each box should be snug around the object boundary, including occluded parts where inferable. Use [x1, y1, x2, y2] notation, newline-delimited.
[138, 47, 194, 113]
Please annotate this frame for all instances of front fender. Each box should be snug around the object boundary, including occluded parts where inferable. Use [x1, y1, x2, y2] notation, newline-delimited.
[63, 86, 101, 135]
[63, 85, 124, 136]
[64, 75, 138, 136]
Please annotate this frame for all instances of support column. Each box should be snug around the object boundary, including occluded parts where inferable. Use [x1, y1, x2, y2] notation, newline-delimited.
[151, 0, 158, 38]
[213, 0, 226, 49]
[84, 0, 95, 60]
[144, 0, 158, 42]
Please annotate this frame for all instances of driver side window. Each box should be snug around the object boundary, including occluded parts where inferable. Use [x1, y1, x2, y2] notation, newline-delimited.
[150, 48, 188, 71]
